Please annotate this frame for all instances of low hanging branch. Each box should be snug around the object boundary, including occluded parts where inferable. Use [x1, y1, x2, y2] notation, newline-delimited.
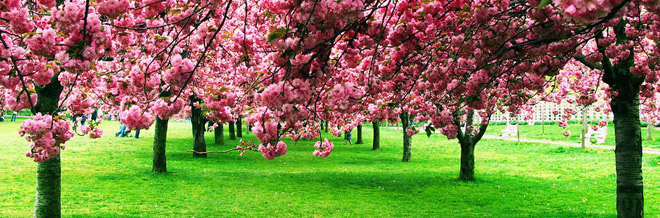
[186, 148, 239, 154]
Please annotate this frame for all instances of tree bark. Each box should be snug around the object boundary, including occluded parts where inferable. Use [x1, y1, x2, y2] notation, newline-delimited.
[459, 141, 475, 181]
[191, 97, 207, 158]
[372, 121, 380, 150]
[34, 154, 61, 218]
[612, 91, 644, 218]
[228, 121, 236, 140]
[236, 116, 243, 137]
[516, 119, 520, 145]
[356, 124, 364, 144]
[33, 75, 63, 218]
[400, 112, 412, 162]
[647, 122, 652, 141]
[215, 124, 225, 145]
[455, 110, 490, 182]
[152, 118, 168, 173]
[324, 120, 328, 133]
[582, 108, 589, 150]
[541, 118, 545, 135]
[599, 23, 644, 218]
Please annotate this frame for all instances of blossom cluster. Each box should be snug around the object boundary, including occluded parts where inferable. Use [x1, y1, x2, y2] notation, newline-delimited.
[151, 99, 185, 120]
[258, 141, 287, 160]
[19, 113, 74, 162]
[313, 138, 334, 157]
[120, 105, 156, 130]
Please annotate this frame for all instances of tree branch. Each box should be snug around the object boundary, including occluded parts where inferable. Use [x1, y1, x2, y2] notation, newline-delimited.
[574, 55, 602, 70]
[187, 148, 239, 154]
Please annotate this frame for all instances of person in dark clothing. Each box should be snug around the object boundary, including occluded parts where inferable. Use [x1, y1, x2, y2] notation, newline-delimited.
[116, 122, 127, 137]
[80, 115, 87, 126]
[91, 109, 98, 121]
[72, 114, 81, 131]
[345, 130, 352, 145]
[207, 120, 214, 132]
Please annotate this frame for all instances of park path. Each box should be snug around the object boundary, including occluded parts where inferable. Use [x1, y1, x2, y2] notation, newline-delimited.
[382, 125, 660, 155]
[481, 135, 660, 155]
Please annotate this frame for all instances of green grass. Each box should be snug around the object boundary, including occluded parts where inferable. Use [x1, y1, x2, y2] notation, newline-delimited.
[1, 119, 659, 217]
[485, 122, 660, 149]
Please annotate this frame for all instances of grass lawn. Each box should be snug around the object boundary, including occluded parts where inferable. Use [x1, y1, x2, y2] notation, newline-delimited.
[486, 122, 660, 150]
[1, 119, 659, 217]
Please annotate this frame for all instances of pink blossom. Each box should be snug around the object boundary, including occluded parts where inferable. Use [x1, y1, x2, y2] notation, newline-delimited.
[313, 138, 334, 157]
[258, 141, 288, 160]
[406, 129, 420, 136]
[21, 113, 74, 162]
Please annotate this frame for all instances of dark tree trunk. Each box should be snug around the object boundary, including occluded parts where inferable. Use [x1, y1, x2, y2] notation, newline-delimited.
[236, 116, 243, 137]
[598, 23, 644, 218]
[356, 124, 364, 144]
[459, 141, 475, 181]
[582, 109, 589, 150]
[541, 118, 545, 135]
[612, 86, 643, 218]
[455, 110, 489, 182]
[152, 118, 168, 173]
[215, 124, 225, 145]
[34, 154, 61, 218]
[400, 112, 412, 162]
[325, 120, 328, 132]
[372, 121, 380, 150]
[228, 121, 236, 140]
[191, 97, 207, 158]
[647, 123, 652, 141]
[33, 76, 63, 218]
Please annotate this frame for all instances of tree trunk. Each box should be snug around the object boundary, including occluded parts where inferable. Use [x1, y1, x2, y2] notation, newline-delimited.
[612, 96, 644, 218]
[459, 141, 475, 181]
[456, 110, 489, 182]
[647, 122, 652, 141]
[516, 119, 520, 145]
[599, 22, 644, 218]
[325, 120, 328, 133]
[356, 124, 364, 144]
[541, 118, 545, 135]
[228, 121, 236, 140]
[612, 87, 644, 218]
[582, 108, 589, 150]
[33, 75, 64, 218]
[34, 154, 61, 218]
[215, 124, 225, 145]
[372, 122, 380, 150]
[400, 112, 412, 162]
[236, 116, 243, 137]
[152, 118, 168, 173]
[459, 110, 476, 181]
[191, 98, 207, 158]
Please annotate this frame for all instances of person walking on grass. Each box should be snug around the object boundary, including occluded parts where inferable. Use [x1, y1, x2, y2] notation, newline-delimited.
[345, 130, 352, 145]
[116, 122, 127, 137]
[11, 111, 17, 122]
[207, 120, 214, 132]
